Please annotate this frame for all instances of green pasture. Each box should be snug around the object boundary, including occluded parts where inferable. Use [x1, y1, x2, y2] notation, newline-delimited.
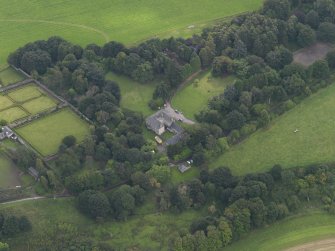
[0, 107, 27, 123]
[0, 197, 204, 250]
[172, 71, 234, 119]
[0, 154, 20, 188]
[211, 83, 335, 175]
[171, 166, 200, 184]
[0, 0, 263, 64]
[106, 72, 156, 116]
[225, 210, 335, 251]
[15, 108, 90, 156]
[8, 84, 42, 103]
[21, 95, 57, 115]
[0, 95, 14, 111]
[0, 67, 25, 86]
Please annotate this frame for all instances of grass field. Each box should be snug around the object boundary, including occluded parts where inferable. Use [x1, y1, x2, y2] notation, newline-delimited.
[211, 83, 335, 175]
[0, 154, 20, 188]
[0, 107, 27, 123]
[172, 71, 234, 119]
[171, 166, 200, 184]
[0, 95, 14, 111]
[21, 95, 57, 115]
[8, 84, 42, 103]
[0, 0, 263, 65]
[15, 108, 90, 156]
[0, 67, 25, 86]
[106, 72, 156, 116]
[225, 210, 335, 251]
[0, 198, 204, 250]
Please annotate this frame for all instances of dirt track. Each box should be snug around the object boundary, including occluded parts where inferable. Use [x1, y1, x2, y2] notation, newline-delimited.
[284, 238, 335, 251]
[293, 42, 334, 67]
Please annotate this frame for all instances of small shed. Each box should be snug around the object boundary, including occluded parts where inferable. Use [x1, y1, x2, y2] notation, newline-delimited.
[178, 164, 191, 173]
[28, 167, 39, 180]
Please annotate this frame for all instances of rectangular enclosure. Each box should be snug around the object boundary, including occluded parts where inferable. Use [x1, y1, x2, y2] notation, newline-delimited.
[15, 108, 90, 156]
[0, 67, 25, 86]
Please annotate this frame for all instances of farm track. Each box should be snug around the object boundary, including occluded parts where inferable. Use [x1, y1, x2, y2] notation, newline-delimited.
[284, 238, 335, 251]
[0, 19, 110, 42]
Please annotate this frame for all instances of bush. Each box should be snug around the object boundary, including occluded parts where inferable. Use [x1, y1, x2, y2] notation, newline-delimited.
[317, 22, 335, 42]
[326, 50, 335, 68]
[309, 60, 329, 79]
[62, 135, 77, 147]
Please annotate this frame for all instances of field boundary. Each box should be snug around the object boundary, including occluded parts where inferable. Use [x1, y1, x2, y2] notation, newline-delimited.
[0, 66, 92, 160]
[10, 65, 93, 125]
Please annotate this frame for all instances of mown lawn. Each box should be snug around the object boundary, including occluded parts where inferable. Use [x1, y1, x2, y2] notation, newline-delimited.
[0, 0, 263, 64]
[225, 210, 335, 251]
[21, 95, 57, 115]
[0, 154, 20, 188]
[0, 197, 204, 250]
[211, 83, 335, 175]
[171, 166, 200, 184]
[106, 72, 156, 116]
[0, 67, 25, 86]
[0, 95, 14, 111]
[15, 108, 90, 156]
[0, 107, 28, 123]
[8, 84, 42, 103]
[171, 71, 234, 119]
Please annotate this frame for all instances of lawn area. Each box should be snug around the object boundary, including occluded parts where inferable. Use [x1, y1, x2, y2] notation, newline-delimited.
[171, 71, 234, 119]
[0, 153, 20, 188]
[106, 72, 156, 116]
[0, 107, 28, 123]
[210, 83, 335, 175]
[0, 95, 14, 111]
[8, 84, 42, 103]
[0, 0, 263, 64]
[15, 108, 90, 156]
[225, 210, 335, 251]
[171, 166, 200, 184]
[0, 197, 204, 250]
[21, 95, 58, 115]
[0, 67, 25, 86]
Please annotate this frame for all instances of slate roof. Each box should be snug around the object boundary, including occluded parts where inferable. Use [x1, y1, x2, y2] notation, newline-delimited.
[168, 122, 183, 134]
[166, 132, 184, 146]
[178, 164, 191, 173]
[146, 110, 174, 132]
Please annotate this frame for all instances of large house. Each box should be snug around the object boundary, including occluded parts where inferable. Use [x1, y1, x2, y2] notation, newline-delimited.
[146, 110, 182, 135]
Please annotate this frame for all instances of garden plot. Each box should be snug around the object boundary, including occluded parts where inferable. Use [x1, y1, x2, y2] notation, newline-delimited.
[0, 107, 28, 123]
[8, 84, 43, 102]
[0, 154, 21, 189]
[0, 83, 58, 123]
[0, 95, 14, 111]
[21, 95, 57, 115]
[15, 108, 90, 157]
[0, 67, 25, 86]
